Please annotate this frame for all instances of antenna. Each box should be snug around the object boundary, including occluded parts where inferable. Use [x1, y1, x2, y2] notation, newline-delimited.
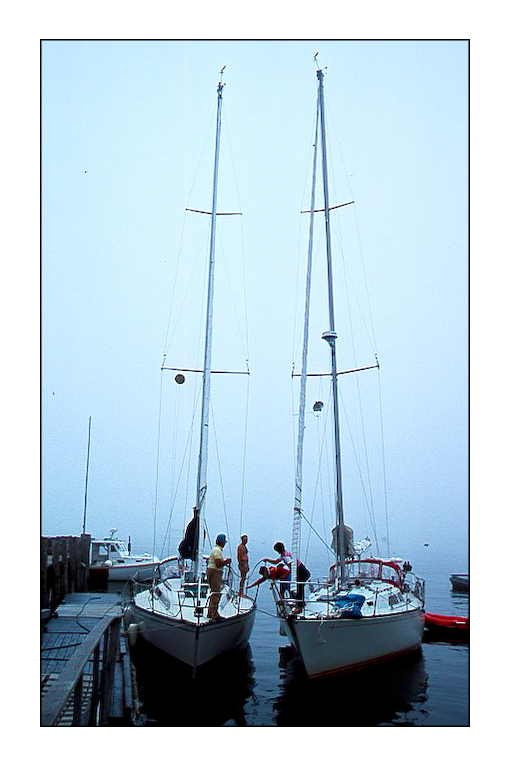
[82, 416, 92, 535]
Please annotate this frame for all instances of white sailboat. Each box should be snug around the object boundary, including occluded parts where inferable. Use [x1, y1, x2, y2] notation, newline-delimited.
[272, 64, 425, 678]
[125, 69, 256, 671]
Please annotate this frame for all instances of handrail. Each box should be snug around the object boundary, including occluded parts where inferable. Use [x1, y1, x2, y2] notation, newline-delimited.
[270, 574, 424, 619]
[41, 613, 122, 726]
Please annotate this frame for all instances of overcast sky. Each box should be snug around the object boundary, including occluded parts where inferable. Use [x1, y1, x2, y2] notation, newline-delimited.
[41, 40, 468, 577]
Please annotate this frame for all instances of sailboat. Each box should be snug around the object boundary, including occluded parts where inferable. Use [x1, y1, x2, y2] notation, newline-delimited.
[125, 70, 256, 671]
[271, 65, 425, 678]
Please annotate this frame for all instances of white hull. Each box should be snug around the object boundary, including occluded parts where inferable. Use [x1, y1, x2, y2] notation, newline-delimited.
[282, 608, 424, 678]
[128, 601, 256, 668]
[126, 576, 256, 669]
[98, 560, 159, 582]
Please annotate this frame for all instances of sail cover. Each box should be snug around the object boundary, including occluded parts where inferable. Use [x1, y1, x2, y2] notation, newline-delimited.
[331, 525, 355, 558]
[178, 507, 200, 560]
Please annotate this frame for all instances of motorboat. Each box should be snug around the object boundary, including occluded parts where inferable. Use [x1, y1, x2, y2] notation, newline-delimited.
[89, 528, 159, 582]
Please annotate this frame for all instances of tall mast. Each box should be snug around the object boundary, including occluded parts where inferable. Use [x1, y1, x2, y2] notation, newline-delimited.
[317, 68, 345, 582]
[291, 102, 320, 585]
[82, 416, 92, 535]
[195, 69, 225, 572]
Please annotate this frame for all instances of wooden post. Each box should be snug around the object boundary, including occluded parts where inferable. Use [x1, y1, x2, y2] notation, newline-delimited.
[41, 537, 48, 609]
[41, 535, 92, 610]
[99, 618, 121, 726]
[72, 673, 83, 726]
[88, 644, 101, 726]
[80, 534, 91, 591]
[50, 538, 60, 608]
[62, 537, 69, 597]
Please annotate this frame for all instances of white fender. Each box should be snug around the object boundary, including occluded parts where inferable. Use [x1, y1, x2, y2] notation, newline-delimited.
[127, 623, 139, 646]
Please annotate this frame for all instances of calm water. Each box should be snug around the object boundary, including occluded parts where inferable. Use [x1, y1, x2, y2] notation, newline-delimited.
[129, 566, 469, 727]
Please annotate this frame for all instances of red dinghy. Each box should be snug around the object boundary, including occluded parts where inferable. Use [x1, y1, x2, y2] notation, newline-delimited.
[424, 612, 469, 638]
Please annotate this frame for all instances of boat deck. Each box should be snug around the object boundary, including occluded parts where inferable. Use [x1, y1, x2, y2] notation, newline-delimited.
[133, 578, 254, 624]
[297, 580, 423, 619]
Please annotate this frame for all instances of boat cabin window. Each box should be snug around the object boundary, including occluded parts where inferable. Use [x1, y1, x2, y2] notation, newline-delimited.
[91, 541, 126, 563]
[91, 543, 109, 562]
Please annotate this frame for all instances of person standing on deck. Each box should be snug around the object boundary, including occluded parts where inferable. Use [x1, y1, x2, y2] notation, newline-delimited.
[237, 534, 249, 596]
[207, 534, 231, 620]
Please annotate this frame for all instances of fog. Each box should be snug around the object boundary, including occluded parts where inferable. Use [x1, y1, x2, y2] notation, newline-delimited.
[41, 40, 468, 580]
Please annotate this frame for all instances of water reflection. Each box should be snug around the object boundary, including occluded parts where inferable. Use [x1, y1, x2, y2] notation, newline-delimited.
[274, 647, 429, 726]
[450, 592, 470, 614]
[131, 639, 256, 726]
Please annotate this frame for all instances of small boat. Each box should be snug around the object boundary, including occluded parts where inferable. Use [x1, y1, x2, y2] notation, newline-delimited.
[89, 528, 159, 582]
[450, 573, 469, 592]
[424, 612, 469, 638]
[270, 61, 425, 679]
[125, 69, 256, 672]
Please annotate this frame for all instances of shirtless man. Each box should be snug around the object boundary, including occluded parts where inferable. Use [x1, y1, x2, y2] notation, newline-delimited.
[237, 534, 249, 596]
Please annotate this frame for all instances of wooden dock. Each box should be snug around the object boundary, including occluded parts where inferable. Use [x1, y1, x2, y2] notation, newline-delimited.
[41, 591, 138, 726]
[41, 535, 91, 611]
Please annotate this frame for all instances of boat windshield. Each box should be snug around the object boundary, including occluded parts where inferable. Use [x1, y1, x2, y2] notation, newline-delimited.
[345, 558, 404, 586]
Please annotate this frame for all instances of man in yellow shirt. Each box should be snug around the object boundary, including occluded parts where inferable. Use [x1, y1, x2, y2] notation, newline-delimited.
[207, 534, 231, 620]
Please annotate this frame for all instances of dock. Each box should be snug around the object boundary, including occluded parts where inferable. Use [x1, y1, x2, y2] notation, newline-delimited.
[40, 534, 141, 726]
[41, 591, 137, 726]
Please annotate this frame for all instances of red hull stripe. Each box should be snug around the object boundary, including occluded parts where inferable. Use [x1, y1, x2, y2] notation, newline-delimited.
[306, 643, 421, 679]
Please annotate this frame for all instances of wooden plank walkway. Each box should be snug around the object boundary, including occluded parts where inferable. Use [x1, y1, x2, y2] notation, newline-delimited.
[41, 591, 136, 726]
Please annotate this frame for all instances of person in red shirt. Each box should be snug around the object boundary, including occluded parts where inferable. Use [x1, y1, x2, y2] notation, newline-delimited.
[263, 541, 292, 597]
[264, 541, 310, 610]
[247, 563, 290, 590]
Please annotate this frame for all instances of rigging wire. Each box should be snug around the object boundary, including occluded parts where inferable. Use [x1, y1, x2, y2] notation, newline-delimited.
[156, 93, 250, 564]
[305, 380, 333, 561]
[292, 109, 320, 369]
[338, 235, 378, 544]
[162, 104, 215, 360]
[316, 377, 330, 570]
[324, 95, 387, 554]
[210, 402, 229, 546]
[339, 386, 380, 554]
[327, 99, 378, 351]
[299, 508, 335, 555]
[158, 380, 202, 559]
[238, 368, 250, 539]
[378, 366, 391, 556]
[163, 217, 211, 361]
[152, 369, 165, 560]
